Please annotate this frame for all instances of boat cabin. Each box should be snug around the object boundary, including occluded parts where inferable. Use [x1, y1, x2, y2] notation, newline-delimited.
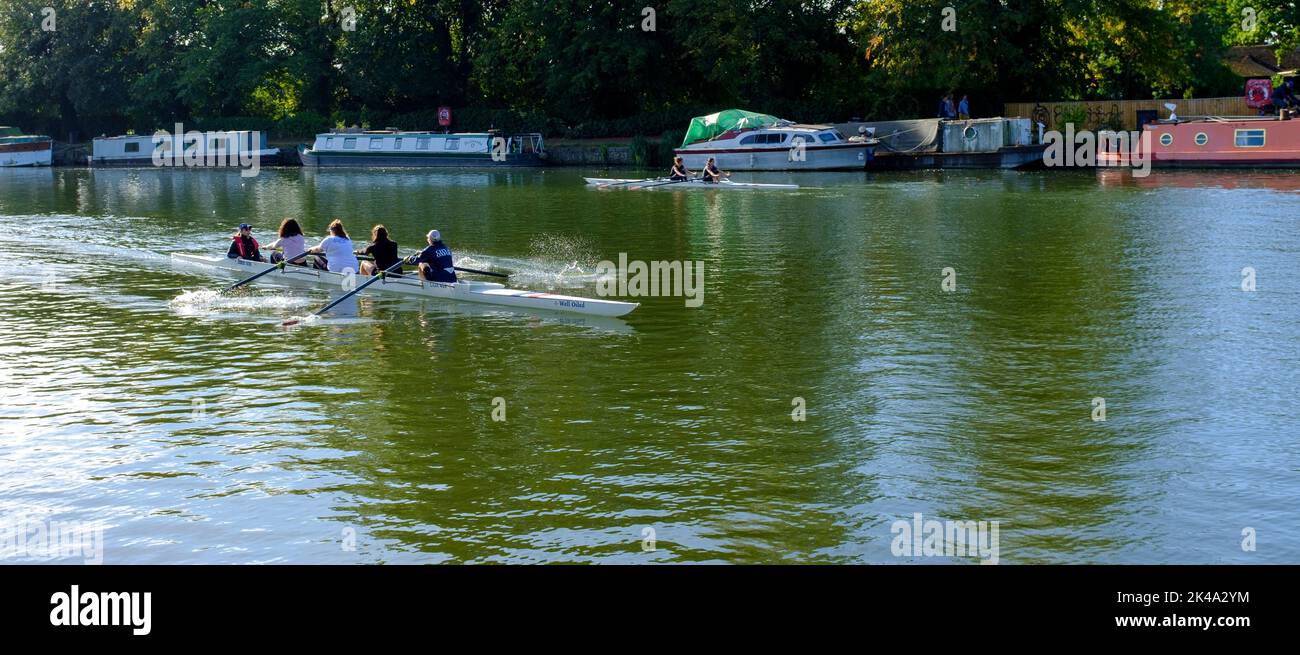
[92, 131, 277, 166]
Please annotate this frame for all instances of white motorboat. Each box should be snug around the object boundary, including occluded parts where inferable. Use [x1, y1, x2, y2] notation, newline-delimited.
[673, 109, 876, 171]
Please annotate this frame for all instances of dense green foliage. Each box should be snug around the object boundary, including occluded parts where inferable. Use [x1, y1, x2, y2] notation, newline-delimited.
[0, 0, 1295, 140]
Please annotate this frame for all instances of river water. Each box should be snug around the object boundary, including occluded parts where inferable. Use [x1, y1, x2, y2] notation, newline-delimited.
[0, 166, 1296, 564]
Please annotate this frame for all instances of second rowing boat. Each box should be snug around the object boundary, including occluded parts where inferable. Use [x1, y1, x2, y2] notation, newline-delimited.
[584, 177, 799, 190]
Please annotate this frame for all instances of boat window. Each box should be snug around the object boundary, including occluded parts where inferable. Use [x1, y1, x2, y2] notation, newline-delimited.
[124, 142, 140, 153]
[1194, 132, 1208, 146]
[1234, 129, 1265, 147]
[791, 134, 815, 146]
[394, 137, 403, 149]
[369, 138, 383, 150]
[1159, 133, 1173, 146]
[819, 133, 837, 143]
[344, 138, 356, 149]
[739, 135, 758, 145]
[327, 137, 335, 148]
[767, 134, 788, 144]
[417, 138, 430, 150]
[446, 138, 460, 151]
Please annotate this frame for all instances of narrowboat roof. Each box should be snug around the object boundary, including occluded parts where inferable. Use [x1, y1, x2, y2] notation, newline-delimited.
[94, 130, 263, 141]
[314, 130, 541, 137]
[0, 126, 50, 139]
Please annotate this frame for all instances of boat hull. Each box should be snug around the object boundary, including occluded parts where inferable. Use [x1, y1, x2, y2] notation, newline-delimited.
[0, 140, 53, 167]
[171, 254, 638, 318]
[299, 148, 542, 168]
[90, 152, 282, 167]
[584, 177, 798, 190]
[868, 145, 1047, 170]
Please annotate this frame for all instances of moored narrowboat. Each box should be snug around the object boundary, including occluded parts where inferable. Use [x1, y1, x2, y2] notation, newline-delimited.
[91, 131, 280, 167]
[298, 129, 544, 167]
[1101, 111, 1300, 168]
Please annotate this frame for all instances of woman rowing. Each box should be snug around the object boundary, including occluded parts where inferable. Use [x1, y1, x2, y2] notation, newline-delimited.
[306, 219, 360, 274]
[226, 223, 265, 262]
[357, 224, 402, 276]
[700, 157, 728, 183]
[669, 156, 691, 181]
[266, 218, 307, 265]
[405, 229, 457, 283]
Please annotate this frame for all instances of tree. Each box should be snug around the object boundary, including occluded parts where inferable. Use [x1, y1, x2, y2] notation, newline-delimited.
[0, 0, 139, 137]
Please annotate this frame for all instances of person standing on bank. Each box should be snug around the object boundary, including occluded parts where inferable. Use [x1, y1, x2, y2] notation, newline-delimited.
[958, 95, 971, 120]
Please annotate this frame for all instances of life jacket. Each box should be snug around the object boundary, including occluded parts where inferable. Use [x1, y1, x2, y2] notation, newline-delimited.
[232, 234, 260, 259]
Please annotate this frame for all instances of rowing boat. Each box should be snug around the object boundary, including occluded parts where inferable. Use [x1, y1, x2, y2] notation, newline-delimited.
[584, 177, 799, 190]
[172, 254, 639, 318]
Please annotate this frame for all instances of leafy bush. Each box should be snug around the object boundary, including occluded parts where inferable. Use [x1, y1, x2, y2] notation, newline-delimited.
[1055, 106, 1089, 133]
[657, 130, 684, 166]
[629, 134, 649, 167]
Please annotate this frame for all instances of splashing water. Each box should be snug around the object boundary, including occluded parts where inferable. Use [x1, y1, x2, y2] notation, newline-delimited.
[459, 233, 608, 290]
[171, 288, 313, 314]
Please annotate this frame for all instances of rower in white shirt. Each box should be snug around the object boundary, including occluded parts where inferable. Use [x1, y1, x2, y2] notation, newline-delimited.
[306, 219, 360, 274]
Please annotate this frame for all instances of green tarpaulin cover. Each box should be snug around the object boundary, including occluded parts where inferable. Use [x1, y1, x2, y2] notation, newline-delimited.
[680, 109, 781, 147]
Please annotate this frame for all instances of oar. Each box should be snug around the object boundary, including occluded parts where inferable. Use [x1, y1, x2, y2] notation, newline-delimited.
[282, 259, 405, 326]
[455, 266, 507, 278]
[632, 178, 689, 189]
[599, 178, 658, 188]
[223, 251, 311, 293]
[356, 255, 506, 278]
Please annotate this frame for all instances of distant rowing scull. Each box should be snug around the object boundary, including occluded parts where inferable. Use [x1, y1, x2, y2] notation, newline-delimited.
[584, 177, 798, 190]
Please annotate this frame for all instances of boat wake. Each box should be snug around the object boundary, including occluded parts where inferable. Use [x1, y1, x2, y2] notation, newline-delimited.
[455, 233, 614, 290]
[170, 288, 313, 314]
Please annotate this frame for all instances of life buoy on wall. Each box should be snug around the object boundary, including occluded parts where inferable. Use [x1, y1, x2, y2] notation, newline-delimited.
[1246, 78, 1272, 108]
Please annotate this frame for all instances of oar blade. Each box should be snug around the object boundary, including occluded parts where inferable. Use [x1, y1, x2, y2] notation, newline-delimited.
[285, 258, 406, 325]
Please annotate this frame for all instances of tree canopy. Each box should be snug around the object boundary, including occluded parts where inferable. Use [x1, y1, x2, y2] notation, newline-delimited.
[0, 1, 1295, 140]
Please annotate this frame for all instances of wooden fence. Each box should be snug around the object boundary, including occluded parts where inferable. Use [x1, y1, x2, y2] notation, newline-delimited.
[1003, 97, 1252, 130]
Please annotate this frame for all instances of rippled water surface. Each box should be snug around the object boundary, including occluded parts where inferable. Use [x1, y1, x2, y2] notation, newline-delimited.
[1, 166, 1297, 563]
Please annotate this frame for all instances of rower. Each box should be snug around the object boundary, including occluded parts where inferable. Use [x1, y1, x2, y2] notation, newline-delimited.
[227, 223, 265, 262]
[406, 229, 457, 283]
[266, 218, 307, 265]
[306, 219, 360, 274]
[669, 156, 691, 181]
[700, 157, 727, 183]
[358, 224, 402, 276]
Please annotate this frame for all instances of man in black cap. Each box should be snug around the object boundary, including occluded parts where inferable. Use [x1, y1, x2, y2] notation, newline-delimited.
[226, 223, 265, 261]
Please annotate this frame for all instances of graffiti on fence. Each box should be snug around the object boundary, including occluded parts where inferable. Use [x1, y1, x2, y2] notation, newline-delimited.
[1029, 103, 1122, 130]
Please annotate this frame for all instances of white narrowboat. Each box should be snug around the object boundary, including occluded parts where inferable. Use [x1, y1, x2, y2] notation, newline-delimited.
[298, 129, 544, 167]
[0, 127, 53, 167]
[673, 109, 876, 171]
[91, 131, 280, 167]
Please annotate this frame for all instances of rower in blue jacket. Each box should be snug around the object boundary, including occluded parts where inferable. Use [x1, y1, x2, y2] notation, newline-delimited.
[406, 229, 457, 283]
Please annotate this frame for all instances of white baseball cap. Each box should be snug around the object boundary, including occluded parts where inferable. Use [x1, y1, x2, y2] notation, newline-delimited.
[427, 229, 440, 241]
